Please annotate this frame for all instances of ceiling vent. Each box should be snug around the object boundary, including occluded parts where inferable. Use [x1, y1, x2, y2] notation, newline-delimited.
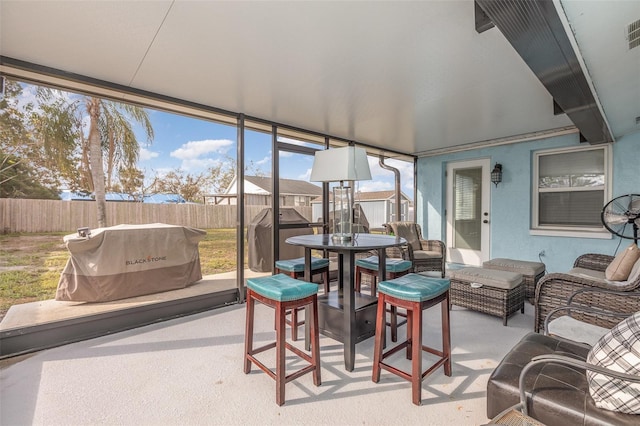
[629, 19, 640, 50]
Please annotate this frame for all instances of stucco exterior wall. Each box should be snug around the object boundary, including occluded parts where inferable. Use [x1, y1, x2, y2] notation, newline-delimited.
[416, 131, 640, 273]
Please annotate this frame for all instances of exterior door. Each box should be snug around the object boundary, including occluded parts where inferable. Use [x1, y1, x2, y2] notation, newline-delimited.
[275, 140, 326, 264]
[446, 159, 491, 265]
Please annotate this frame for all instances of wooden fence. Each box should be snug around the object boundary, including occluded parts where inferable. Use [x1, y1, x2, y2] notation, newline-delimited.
[0, 198, 313, 233]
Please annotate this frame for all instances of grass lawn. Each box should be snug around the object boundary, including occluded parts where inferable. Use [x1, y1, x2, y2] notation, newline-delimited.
[0, 229, 240, 321]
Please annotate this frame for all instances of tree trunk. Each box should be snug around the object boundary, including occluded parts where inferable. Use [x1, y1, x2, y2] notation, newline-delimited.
[87, 98, 107, 227]
[106, 124, 115, 190]
[80, 134, 93, 191]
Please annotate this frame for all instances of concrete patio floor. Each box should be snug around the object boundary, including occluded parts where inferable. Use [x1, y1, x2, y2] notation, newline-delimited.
[0, 282, 535, 426]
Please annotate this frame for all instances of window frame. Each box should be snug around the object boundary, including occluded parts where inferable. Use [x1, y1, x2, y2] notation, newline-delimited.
[531, 144, 612, 239]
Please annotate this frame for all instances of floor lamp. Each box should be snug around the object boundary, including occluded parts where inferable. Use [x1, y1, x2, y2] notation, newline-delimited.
[310, 146, 372, 242]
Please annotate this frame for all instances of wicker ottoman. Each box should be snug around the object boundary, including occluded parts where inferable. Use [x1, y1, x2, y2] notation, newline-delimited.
[482, 258, 545, 304]
[450, 267, 524, 326]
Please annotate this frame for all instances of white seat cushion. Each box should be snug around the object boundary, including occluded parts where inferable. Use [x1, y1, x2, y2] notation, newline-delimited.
[568, 267, 607, 282]
[547, 316, 610, 347]
[569, 259, 640, 287]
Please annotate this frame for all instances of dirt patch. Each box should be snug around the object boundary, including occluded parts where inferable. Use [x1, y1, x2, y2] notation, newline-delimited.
[0, 235, 66, 273]
[0, 265, 30, 272]
[1, 234, 65, 251]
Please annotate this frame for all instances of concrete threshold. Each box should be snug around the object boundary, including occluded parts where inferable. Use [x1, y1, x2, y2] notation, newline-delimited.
[0, 270, 268, 358]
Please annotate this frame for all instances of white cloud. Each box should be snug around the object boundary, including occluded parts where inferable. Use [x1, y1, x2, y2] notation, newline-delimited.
[403, 179, 415, 193]
[143, 167, 172, 187]
[368, 158, 411, 178]
[357, 180, 393, 193]
[367, 158, 414, 196]
[277, 136, 313, 147]
[255, 155, 271, 166]
[170, 139, 233, 160]
[385, 158, 414, 174]
[298, 168, 312, 181]
[16, 83, 76, 115]
[16, 84, 38, 108]
[139, 147, 159, 161]
[368, 158, 393, 178]
[180, 158, 225, 170]
[150, 167, 174, 178]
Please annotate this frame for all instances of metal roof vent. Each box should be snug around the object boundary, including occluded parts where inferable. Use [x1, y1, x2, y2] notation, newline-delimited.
[629, 19, 640, 50]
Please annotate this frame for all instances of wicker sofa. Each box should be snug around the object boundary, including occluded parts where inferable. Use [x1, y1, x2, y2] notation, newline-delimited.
[534, 253, 640, 332]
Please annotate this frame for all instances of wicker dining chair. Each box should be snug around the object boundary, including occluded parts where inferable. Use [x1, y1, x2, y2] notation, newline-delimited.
[384, 221, 446, 278]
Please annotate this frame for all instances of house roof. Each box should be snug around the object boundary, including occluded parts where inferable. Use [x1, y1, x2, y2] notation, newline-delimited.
[354, 190, 410, 202]
[142, 194, 187, 204]
[311, 190, 411, 204]
[59, 191, 135, 202]
[244, 176, 322, 197]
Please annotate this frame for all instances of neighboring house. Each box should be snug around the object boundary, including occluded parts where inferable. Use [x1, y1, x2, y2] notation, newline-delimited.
[207, 175, 322, 207]
[141, 194, 187, 204]
[59, 191, 136, 202]
[59, 191, 186, 204]
[311, 190, 412, 230]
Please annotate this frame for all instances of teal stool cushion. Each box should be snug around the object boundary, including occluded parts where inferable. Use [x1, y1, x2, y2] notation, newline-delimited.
[275, 256, 329, 273]
[247, 274, 318, 302]
[355, 256, 412, 273]
[378, 273, 450, 302]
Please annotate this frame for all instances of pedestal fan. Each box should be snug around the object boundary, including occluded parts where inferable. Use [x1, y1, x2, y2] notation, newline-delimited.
[601, 194, 640, 245]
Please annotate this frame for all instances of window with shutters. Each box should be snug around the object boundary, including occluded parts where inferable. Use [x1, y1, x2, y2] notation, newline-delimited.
[532, 145, 610, 235]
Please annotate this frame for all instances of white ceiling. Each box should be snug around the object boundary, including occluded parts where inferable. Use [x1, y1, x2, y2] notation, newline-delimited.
[1, 1, 638, 156]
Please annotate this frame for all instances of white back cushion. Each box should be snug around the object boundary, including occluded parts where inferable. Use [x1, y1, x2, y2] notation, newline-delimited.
[586, 312, 640, 414]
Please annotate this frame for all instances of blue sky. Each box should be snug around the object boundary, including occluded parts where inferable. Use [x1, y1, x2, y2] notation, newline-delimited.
[14, 80, 413, 198]
[136, 108, 415, 198]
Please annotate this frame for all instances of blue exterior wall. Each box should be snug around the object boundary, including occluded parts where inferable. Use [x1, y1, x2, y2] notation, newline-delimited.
[416, 131, 640, 273]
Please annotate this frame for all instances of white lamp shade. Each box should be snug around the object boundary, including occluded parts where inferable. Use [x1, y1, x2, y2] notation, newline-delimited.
[310, 146, 372, 182]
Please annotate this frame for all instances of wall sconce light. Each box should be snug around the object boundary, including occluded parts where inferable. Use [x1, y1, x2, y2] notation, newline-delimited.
[491, 163, 503, 187]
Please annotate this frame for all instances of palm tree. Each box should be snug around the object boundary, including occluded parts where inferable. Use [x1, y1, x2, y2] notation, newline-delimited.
[100, 101, 154, 191]
[85, 97, 153, 226]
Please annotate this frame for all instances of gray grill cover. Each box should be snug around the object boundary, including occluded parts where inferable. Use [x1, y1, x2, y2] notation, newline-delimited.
[248, 208, 312, 272]
[56, 223, 205, 302]
[329, 203, 370, 233]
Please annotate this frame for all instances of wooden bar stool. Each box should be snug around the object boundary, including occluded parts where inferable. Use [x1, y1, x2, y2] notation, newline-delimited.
[275, 256, 330, 341]
[355, 256, 412, 296]
[275, 256, 331, 292]
[244, 273, 321, 406]
[372, 273, 451, 405]
[355, 256, 412, 342]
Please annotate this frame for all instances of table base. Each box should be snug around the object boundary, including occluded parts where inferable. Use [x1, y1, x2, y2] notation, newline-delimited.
[317, 291, 378, 344]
